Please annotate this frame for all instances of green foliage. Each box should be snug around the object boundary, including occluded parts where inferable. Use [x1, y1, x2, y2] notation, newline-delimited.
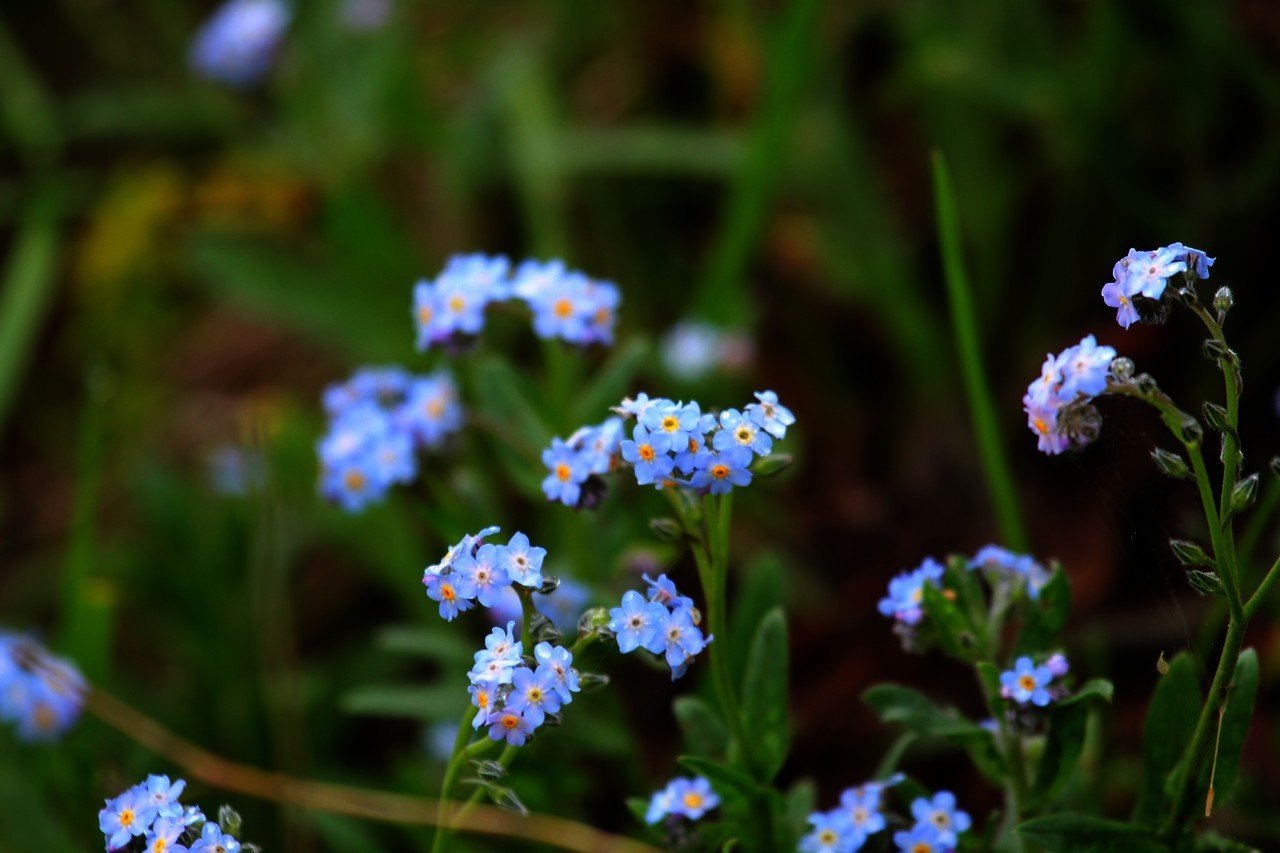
[740, 607, 789, 781]
[1017, 813, 1165, 852]
[1195, 648, 1259, 810]
[1016, 565, 1070, 655]
[1134, 653, 1202, 826]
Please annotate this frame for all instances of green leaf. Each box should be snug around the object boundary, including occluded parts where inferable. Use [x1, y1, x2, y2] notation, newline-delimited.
[783, 780, 817, 848]
[1017, 814, 1164, 852]
[862, 683, 1004, 784]
[1197, 648, 1258, 810]
[741, 607, 789, 780]
[626, 796, 652, 827]
[1029, 678, 1112, 808]
[1057, 678, 1115, 709]
[921, 582, 978, 661]
[673, 695, 730, 759]
[375, 625, 471, 662]
[1016, 566, 1070, 654]
[1133, 652, 1201, 825]
[944, 555, 988, 632]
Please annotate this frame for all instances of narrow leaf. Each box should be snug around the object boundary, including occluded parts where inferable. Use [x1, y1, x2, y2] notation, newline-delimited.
[741, 608, 789, 780]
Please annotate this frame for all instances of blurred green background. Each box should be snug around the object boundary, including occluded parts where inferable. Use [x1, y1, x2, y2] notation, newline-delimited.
[3, 0, 1280, 849]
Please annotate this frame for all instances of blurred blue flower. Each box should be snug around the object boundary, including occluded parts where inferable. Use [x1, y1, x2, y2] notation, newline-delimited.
[189, 0, 290, 87]
[892, 822, 946, 853]
[877, 558, 944, 626]
[534, 576, 590, 634]
[800, 811, 862, 853]
[1000, 656, 1054, 706]
[190, 822, 242, 853]
[910, 790, 970, 847]
[541, 438, 590, 506]
[422, 572, 476, 621]
[645, 776, 719, 823]
[0, 633, 85, 742]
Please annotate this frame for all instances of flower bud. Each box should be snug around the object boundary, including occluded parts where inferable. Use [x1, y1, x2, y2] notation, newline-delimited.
[1169, 538, 1213, 567]
[1185, 568, 1224, 597]
[218, 806, 243, 838]
[1229, 473, 1259, 516]
[1110, 357, 1135, 380]
[1213, 286, 1234, 316]
[1178, 417, 1203, 447]
[1151, 448, 1190, 480]
[648, 517, 684, 542]
[577, 607, 612, 635]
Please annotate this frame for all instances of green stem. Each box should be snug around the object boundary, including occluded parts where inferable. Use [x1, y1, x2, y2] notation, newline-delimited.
[516, 587, 536, 654]
[976, 669, 1027, 851]
[1244, 555, 1280, 621]
[432, 705, 480, 853]
[1162, 618, 1246, 840]
[452, 744, 518, 828]
[931, 152, 1029, 552]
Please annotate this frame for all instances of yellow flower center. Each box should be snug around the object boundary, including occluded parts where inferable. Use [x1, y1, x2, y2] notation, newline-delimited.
[661, 416, 679, 432]
[819, 830, 838, 844]
[710, 464, 729, 479]
[639, 444, 655, 462]
[476, 691, 489, 709]
[528, 688, 543, 702]
[932, 812, 950, 828]
[682, 792, 703, 810]
[1019, 674, 1036, 692]
[417, 304, 433, 324]
[735, 426, 752, 443]
[556, 463, 572, 481]
[426, 398, 445, 419]
[553, 298, 574, 318]
[594, 306, 611, 324]
[853, 807, 868, 825]
[913, 844, 932, 853]
[448, 295, 466, 313]
[1032, 417, 1049, 435]
[344, 470, 366, 491]
[120, 809, 135, 827]
[502, 714, 520, 730]
[440, 583, 456, 602]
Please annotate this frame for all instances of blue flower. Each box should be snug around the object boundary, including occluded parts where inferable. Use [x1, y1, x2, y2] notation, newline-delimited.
[486, 706, 535, 746]
[471, 621, 522, 679]
[877, 558, 944, 626]
[541, 438, 590, 506]
[910, 791, 970, 847]
[498, 532, 546, 589]
[189, 0, 290, 87]
[190, 822, 242, 853]
[659, 607, 711, 679]
[713, 409, 773, 456]
[398, 372, 463, 449]
[1117, 246, 1188, 300]
[575, 417, 624, 475]
[1101, 274, 1141, 329]
[641, 400, 703, 454]
[839, 784, 889, 839]
[467, 680, 498, 729]
[99, 785, 156, 850]
[608, 591, 669, 654]
[527, 270, 593, 343]
[620, 424, 675, 486]
[533, 642, 580, 703]
[1000, 656, 1054, 706]
[580, 279, 621, 345]
[1022, 336, 1115, 455]
[800, 811, 861, 853]
[0, 634, 85, 742]
[969, 545, 1052, 600]
[142, 775, 186, 821]
[422, 572, 477, 621]
[661, 322, 727, 380]
[893, 822, 946, 853]
[506, 665, 562, 727]
[689, 446, 754, 495]
[534, 576, 591, 633]
[453, 545, 510, 608]
[1056, 335, 1116, 399]
[666, 777, 720, 820]
[643, 573, 696, 613]
[1171, 243, 1215, 279]
[647, 777, 719, 823]
[144, 817, 188, 853]
[1047, 653, 1070, 677]
[746, 391, 795, 440]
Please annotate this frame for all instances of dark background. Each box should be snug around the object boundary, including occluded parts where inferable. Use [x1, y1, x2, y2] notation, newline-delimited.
[2, 0, 1280, 848]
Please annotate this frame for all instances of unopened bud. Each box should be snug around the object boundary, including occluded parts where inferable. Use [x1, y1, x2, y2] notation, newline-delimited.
[1213, 286, 1234, 316]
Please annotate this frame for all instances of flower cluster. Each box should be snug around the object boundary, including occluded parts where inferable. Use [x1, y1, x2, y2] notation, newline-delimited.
[98, 775, 246, 852]
[466, 623, 580, 746]
[876, 557, 944, 626]
[318, 367, 463, 511]
[802, 778, 969, 853]
[968, 544, 1051, 600]
[1101, 243, 1214, 329]
[608, 574, 711, 680]
[800, 775, 899, 853]
[413, 254, 621, 351]
[542, 390, 794, 508]
[999, 653, 1070, 707]
[541, 417, 624, 507]
[189, 0, 290, 87]
[421, 527, 546, 621]
[1022, 334, 1116, 455]
[644, 776, 720, 825]
[0, 632, 85, 742]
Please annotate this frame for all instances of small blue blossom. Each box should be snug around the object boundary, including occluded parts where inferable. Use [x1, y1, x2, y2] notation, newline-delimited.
[800, 811, 862, 853]
[746, 390, 795, 439]
[641, 400, 703, 454]
[643, 573, 696, 613]
[1047, 652, 1070, 678]
[645, 776, 719, 823]
[689, 446, 754, 495]
[99, 786, 155, 850]
[575, 417, 624, 476]
[413, 254, 510, 350]
[499, 532, 546, 588]
[541, 438, 590, 506]
[1056, 335, 1116, 399]
[470, 621, 522, 685]
[910, 791, 971, 847]
[893, 822, 946, 853]
[423, 572, 477, 621]
[620, 424, 675, 486]
[877, 558, 944, 626]
[189, 0, 290, 87]
[533, 642, 580, 703]
[1000, 656, 1054, 707]
[0, 633, 85, 742]
[506, 666, 562, 727]
[142, 775, 187, 820]
[1022, 335, 1116, 455]
[968, 545, 1052, 600]
[1100, 243, 1212, 328]
[397, 373, 464, 449]
[608, 591, 669, 654]
[453, 545, 510, 608]
[839, 788, 886, 839]
[144, 817, 188, 853]
[659, 607, 711, 679]
[486, 706, 535, 746]
[467, 680, 498, 729]
[190, 823, 242, 853]
[713, 409, 773, 456]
